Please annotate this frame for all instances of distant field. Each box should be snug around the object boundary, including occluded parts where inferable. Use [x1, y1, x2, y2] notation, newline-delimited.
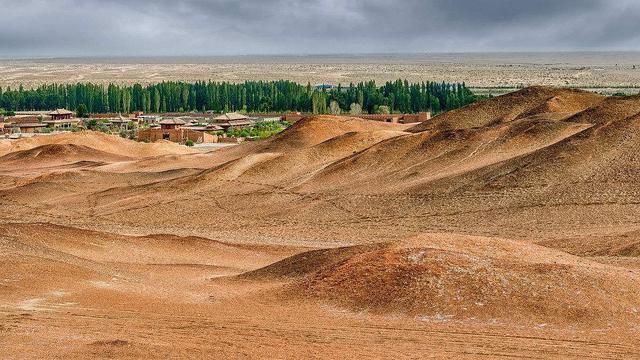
[2, 52, 640, 95]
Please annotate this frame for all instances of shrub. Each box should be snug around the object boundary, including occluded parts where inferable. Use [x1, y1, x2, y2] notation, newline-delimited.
[185, 139, 195, 147]
[76, 104, 89, 118]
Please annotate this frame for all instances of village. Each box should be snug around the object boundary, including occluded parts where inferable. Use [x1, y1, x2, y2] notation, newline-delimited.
[0, 108, 431, 146]
[0, 109, 301, 145]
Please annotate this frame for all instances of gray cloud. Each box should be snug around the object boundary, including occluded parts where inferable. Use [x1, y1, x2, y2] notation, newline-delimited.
[0, 0, 639, 57]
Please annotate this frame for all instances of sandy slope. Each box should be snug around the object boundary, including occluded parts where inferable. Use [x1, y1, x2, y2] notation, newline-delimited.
[2, 87, 640, 358]
[409, 87, 604, 132]
[0, 131, 196, 158]
[246, 233, 640, 327]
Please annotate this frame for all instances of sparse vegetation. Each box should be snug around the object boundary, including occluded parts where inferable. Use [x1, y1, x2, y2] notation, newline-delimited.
[227, 121, 290, 139]
[84, 119, 111, 133]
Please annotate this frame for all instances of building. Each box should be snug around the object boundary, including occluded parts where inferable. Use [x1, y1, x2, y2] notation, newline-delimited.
[10, 123, 48, 133]
[181, 124, 224, 132]
[43, 118, 81, 129]
[284, 112, 305, 123]
[49, 109, 74, 121]
[213, 112, 249, 122]
[138, 127, 217, 144]
[5, 116, 46, 134]
[159, 118, 186, 130]
[212, 113, 256, 131]
[353, 112, 432, 124]
[108, 115, 134, 130]
[137, 115, 162, 124]
[401, 112, 432, 124]
[138, 119, 217, 144]
[218, 119, 256, 131]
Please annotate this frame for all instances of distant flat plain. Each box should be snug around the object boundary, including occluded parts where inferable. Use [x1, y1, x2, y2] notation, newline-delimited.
[2, 52, 640, 95]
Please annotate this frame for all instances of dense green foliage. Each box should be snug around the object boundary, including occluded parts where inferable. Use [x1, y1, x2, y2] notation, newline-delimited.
[226, 121, 290, 139]
[0, 80, 475, 115]
[0, 108, 16, 116]
[76, 104, 89, 118]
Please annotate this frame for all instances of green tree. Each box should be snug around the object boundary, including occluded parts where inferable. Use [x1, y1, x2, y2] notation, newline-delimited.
[76, 104, 89, 118]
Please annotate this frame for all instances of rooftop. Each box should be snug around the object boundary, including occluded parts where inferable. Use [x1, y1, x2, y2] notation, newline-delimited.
[12, 123, 48, 127]
[43, 119, 81, 124]
[182, 124, 224, 131]
[49, 109, 74, 115]
[213, 112, 249, 121]
[159, 119, 187, 125]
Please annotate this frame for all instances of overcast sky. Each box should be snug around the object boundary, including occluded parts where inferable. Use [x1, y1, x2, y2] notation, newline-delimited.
[1, 0, 640, 57]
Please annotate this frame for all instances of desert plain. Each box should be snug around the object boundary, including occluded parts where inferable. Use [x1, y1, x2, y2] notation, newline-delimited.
[1, 85, 640, 358]
[3, 53, 640, 95]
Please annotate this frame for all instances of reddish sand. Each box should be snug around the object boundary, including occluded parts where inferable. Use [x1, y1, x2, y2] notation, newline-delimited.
[1, 87, 640, 358]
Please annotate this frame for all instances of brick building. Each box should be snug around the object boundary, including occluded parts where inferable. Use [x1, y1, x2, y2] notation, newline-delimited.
[138, 119, 218, 144]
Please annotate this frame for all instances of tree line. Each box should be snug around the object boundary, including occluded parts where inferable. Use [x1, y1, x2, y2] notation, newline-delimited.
[0, 80, 477, 115]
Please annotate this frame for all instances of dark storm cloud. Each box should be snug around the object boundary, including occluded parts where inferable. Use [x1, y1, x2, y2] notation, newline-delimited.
[0, 0, 639, 57]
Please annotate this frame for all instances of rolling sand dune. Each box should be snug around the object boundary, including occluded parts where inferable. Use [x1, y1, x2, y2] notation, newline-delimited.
[2, 86, 640, 358]
[0, 144, 132, 171]
[246, 233, 640, 326]
[409, 86, 604, 131]
[0, 131, 196, 158]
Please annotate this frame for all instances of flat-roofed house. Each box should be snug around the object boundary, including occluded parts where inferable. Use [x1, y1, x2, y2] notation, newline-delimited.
[11, 122, 48, 133]
[108, 115, 133, 130]
[351, 112, 432, 124]
[137, 115, 161, 124]
[138, 119, 217, 144]
[181, 124, 224, 132]
[43, 118, 81, 129]
[284, 112, 305, 123]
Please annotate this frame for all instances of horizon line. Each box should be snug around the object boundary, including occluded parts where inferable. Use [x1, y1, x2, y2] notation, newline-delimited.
[3, 50, 640, 61]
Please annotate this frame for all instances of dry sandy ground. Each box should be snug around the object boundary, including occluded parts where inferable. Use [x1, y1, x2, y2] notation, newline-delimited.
[2, 87, 640, 358]
[3, 53, 640, 94]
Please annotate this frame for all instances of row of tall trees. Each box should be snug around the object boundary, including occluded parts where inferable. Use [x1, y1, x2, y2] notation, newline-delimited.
[0, 80, 476, 115]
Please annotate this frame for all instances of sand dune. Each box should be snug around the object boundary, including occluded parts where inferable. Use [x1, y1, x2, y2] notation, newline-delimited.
[0, 144, 132, 171]
[296, 118, 593, 193]
[0, 131, 196, 158]
[246, 233, 640, 326]
[2, 87, 640, 358]
[409, 86, 604, 132]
